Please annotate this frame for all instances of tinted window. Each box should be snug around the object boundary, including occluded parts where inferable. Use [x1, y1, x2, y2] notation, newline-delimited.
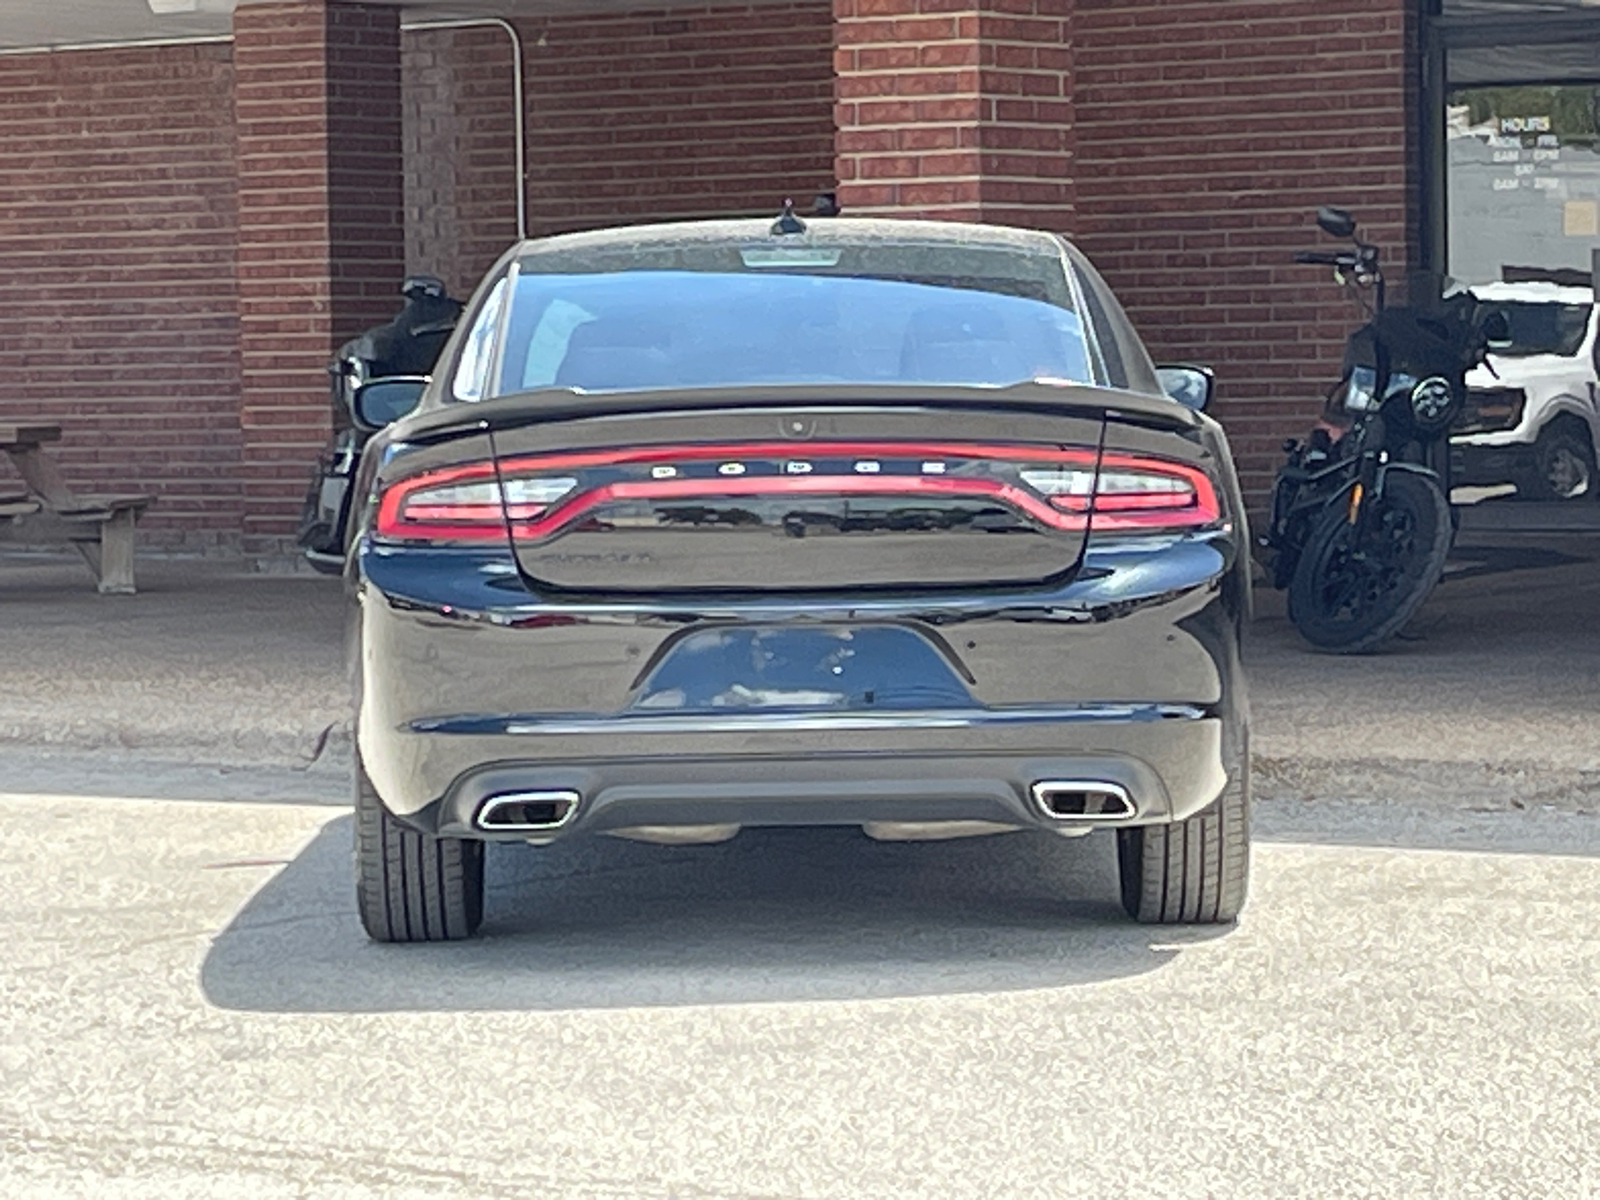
[1484, 301, 1591, 357]
[451, 275, 507, 401]
[1061, 244, 1164, 396]
[1074, 265, 1128, 389]
[483, 238, 1101, 397]
[494, 270, 1093, 395]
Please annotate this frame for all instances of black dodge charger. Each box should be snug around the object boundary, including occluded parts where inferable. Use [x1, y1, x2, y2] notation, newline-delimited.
[346, 214, 1252, 941]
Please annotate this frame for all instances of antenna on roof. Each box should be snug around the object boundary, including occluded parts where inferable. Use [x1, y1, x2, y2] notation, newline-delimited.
[770, 198, 807, 236]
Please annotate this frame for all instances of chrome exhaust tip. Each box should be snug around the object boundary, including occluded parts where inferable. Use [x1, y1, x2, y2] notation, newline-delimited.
[1029, 780, 1136, 822]
[475, 790, 581, 833]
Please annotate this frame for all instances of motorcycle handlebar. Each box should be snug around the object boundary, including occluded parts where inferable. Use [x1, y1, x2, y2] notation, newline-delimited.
[1294, 250, 1348, 266]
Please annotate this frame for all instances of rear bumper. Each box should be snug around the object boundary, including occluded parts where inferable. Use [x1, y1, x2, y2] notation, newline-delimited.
[353, 530, 1249, 839]
[1451, 438, 1534, 485]
[380, 705, 1226, 841]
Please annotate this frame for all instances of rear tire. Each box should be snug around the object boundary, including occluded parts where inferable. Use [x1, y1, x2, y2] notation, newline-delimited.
[354, 758, 485, 942]
[1117, 761, 1250, 924]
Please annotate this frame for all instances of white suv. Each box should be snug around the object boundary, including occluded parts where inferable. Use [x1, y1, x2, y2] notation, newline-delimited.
[1453, 281, 1599, 501]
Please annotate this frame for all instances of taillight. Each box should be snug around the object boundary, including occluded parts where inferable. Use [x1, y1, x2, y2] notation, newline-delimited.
[372, 443, 1220, 544]
[1020, 452, 1219, 532]
[375, 462, 577, 543]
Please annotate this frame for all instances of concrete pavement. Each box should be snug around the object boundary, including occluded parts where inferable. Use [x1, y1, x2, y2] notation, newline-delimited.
[1250, 529, 1600, 812]
[1, 790, 1597, 1198]
[0, 556, 348, 769]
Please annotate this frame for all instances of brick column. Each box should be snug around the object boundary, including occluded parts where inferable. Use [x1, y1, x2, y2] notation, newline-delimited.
[833, 0, 1073, 230]
[234, 0, 404, 560]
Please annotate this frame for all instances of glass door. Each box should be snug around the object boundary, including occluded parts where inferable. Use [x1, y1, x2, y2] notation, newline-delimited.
[1428, 2, 1600, 505]
[1434, 0, 1600, 286]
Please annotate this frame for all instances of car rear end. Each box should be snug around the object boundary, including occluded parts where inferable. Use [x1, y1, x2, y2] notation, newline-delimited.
[348, 219, 1251, 940]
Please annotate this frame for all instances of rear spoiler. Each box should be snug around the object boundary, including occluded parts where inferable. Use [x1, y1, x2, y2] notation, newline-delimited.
[399, 380, 1205, 445]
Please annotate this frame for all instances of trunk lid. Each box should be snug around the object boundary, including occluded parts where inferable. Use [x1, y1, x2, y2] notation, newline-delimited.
[472, 386, 1115, 594]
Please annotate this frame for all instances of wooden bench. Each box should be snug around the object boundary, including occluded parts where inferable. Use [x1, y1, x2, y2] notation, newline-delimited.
[0, 492, 41, 521]
[0, 423, 155, 594]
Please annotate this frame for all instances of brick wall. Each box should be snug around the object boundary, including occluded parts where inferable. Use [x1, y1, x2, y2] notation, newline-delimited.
[517, 3, 837, 238]
[1072, 0, 1418, 504]
[0, 43, 241, 552]
[402, 25, 519, 297]
[0, 5, 836, 562]
[834, 0, 1075, 229]
[325, 5, 407, 341]
[402, 5, 838, 295]
[234, 1, 404, 559]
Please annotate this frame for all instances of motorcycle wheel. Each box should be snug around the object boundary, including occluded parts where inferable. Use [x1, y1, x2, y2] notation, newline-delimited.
[1286, 470, 1452, 654]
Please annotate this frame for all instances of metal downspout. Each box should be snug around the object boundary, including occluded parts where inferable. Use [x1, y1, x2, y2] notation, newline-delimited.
[400, 16, 528, 242]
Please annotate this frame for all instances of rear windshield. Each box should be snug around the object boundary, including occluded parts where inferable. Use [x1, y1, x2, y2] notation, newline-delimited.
[1485, 301, 1591, 357]
[486, 241, 1096, 396]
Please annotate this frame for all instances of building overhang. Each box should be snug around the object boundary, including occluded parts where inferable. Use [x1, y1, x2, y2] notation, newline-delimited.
[2, 0, 764, 53]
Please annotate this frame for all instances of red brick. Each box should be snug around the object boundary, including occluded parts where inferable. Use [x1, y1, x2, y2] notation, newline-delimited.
[1073, 0, 1416, 505]
[835, 0, 1076, 224]
[235, 0, 404, 553]
[0, 42, 242, 552]
[404, 7, 834, 286]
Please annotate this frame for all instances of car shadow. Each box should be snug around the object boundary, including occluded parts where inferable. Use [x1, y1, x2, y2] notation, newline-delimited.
[200, 818, 1224, 1014]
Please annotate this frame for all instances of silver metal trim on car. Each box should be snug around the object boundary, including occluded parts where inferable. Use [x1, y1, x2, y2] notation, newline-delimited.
[1028, 780, 1138, 821]
[474, 789, 581, 832]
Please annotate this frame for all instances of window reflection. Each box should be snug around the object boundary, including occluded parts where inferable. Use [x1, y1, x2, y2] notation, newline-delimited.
[1447, 84, 1600, 286]
[1444, 1, 1600, 12]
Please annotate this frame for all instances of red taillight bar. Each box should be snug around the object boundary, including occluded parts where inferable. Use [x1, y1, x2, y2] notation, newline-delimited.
[521, 474, 1079, 537]
[373, 442, 1220, 544]
[375, 460, 503, 543]
[1039, 451, 1219, 530]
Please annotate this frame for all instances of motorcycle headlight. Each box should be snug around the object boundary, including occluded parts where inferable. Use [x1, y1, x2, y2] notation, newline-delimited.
[1410, 376, 1457, 431]
[1385, 372, 1418, 402]
[1343, 366, 1378, 413]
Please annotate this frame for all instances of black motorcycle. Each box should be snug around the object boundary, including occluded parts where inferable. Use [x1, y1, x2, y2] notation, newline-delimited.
[1262, 207, 1505, 653]
[296, 274, 463, 572]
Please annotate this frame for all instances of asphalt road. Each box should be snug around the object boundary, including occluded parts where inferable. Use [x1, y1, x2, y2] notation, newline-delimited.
[1, 788, 1598, 1198]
